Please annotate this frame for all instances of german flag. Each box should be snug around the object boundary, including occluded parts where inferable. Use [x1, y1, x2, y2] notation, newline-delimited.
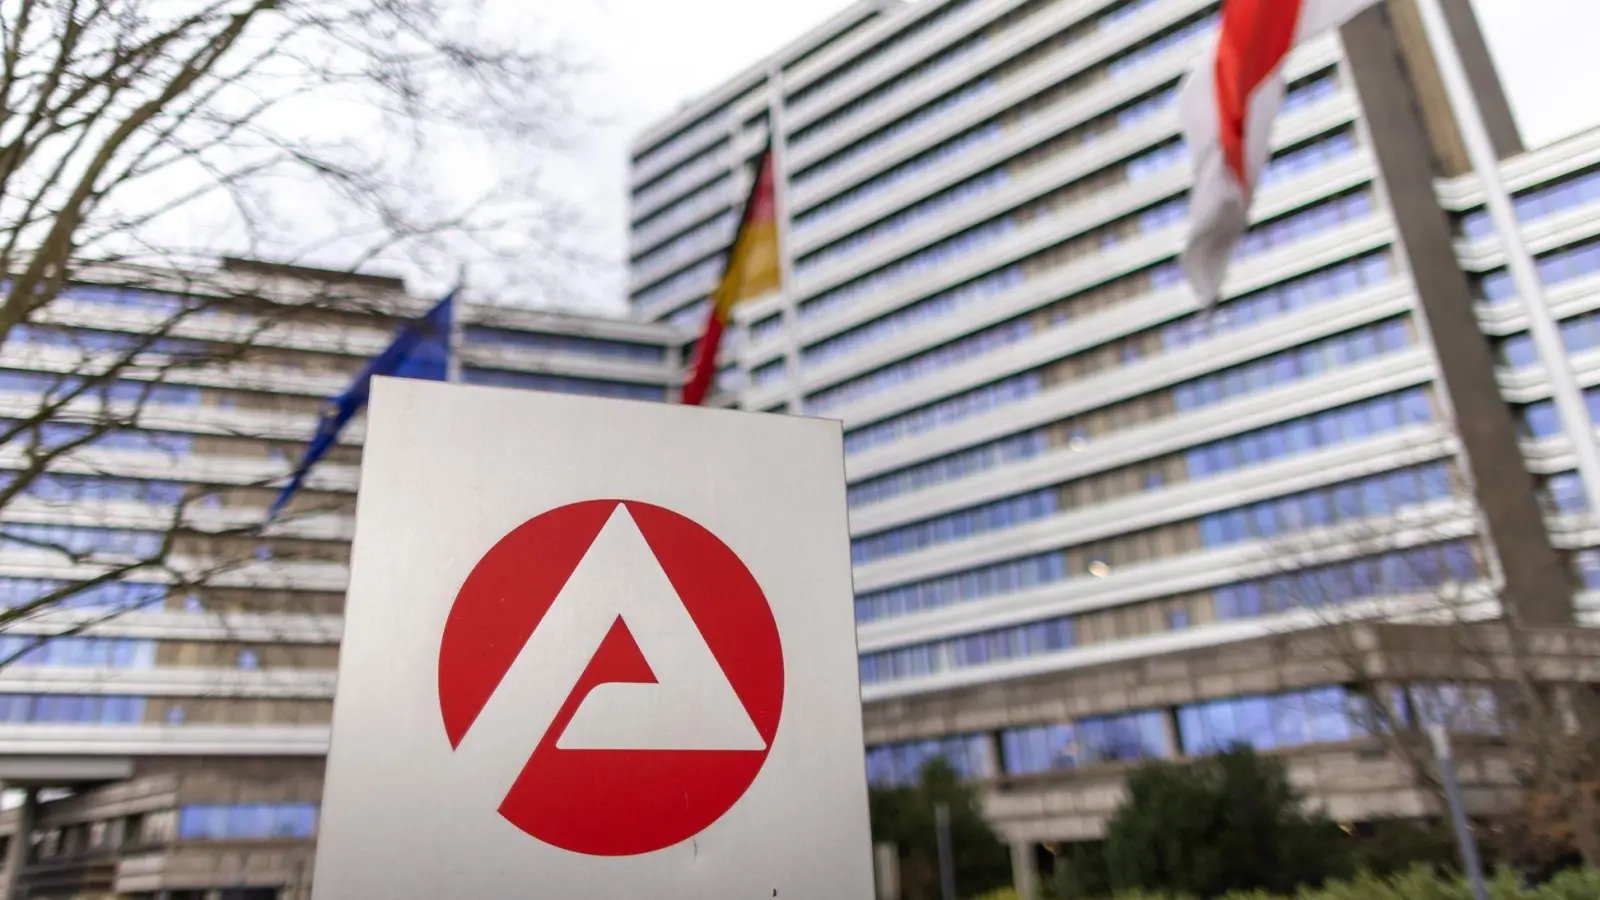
[681, 146, 781, 406]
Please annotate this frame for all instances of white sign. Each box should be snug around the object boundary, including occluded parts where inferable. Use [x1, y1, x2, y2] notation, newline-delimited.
[312, 377, 874, 898]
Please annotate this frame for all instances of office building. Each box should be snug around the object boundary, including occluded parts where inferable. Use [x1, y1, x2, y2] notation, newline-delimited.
[626, 0, 1600, 889]
[0, 259, 681, 899]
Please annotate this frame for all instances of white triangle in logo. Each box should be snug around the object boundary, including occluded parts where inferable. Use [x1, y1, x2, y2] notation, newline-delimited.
[553, 505, 764, 751]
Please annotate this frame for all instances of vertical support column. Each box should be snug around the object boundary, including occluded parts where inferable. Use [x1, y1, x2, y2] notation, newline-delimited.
[764, 66, 806, 416]
[1340, 4, 1576, 625]
[1159, 707, 1183, 758]
[1010, 841, 1040, 900]
[1, 788, 36, 900]
[1414, 0, 1600, 510]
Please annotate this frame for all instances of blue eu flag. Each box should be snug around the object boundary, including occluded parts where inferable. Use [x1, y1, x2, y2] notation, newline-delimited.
[266, 289, 456, 522]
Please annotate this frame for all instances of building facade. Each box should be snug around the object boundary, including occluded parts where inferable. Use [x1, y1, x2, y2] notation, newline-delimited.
[0, 259, 682, 899]
[6, 0, 1600, 895]
[626, 0, 1600, 889]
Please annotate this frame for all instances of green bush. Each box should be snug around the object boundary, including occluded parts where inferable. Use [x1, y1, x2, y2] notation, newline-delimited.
[1102, 748, 1348, 896]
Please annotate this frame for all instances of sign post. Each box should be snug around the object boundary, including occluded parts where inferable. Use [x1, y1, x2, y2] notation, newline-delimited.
[311, 377, 875, 898]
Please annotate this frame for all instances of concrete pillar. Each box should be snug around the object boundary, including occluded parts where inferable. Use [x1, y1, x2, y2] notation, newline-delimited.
[872, 842, 899, 900]
[2, 788, 37, 900]
[1010, 841, 1039, 900]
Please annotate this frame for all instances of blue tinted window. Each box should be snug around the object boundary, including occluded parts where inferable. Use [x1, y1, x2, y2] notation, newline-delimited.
[178, 803, 319, 840]
[1198, 463, 1447, 550]
[462, 368, 662, 402]
[0, 693, 145, 724]
[463, 327, 663, 363]
[1179, 687, 1368, 755]
[864, 733, 993, 787]
[856, 552, 1066, 623]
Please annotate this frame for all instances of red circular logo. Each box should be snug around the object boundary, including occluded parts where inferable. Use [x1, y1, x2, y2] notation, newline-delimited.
[437, 499, 785, 856]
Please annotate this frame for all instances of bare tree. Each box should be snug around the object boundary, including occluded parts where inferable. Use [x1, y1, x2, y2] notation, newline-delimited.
[0, 0, 578, 661]
[1249, 458, 1600, 870]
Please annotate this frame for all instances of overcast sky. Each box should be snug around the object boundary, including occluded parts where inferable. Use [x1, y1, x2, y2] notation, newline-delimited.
[534, 0, 1600, 315]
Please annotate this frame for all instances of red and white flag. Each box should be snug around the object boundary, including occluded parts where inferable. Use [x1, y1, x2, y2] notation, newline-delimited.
[1179, 0, 1380, 305]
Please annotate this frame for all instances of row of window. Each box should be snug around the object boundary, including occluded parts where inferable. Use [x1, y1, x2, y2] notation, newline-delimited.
[7, 472, 188, 506]
[785, 0, 977, 111]
[866, 733, 994, 787]
[667, 298, 711, 332]
[9, 324, 206, 357]
[788, 86, 1348, 368]
[795, 123, 1004, 231]
[857, 465, 1455, 684]
[795, 77, 999, 190]
[855, 550, 1065, 624]
[632, 173, 732, 243]
[1541, 471, 1588, 514]
[1213, 541, 1478, 620]
[0, 693, 146, 724]
[1125, 139, 1188, 182]
[797, 169, 1010, 276]
[60, 285, 196, 314]
[1198, 461, 1454, 550]
[851, 357, 1414, 522]
[800, 134, 1369, 411]
[1517, 384, 1600, 439]
[0, 370, 202, 406]
[796, 267, 1023, 365]
[807, 316, 1034, 413]
[844, 313, 1410, 458]
[872, 680, 1504, 788]
[850, 387, 1435, 618]
[6, 420, 198, 456]
[750, 358, 787, 388]
[631, 146, 731, 217]
[461, 368, 664, 402]
[1174, 317, 1413, 414]
[631, 256, 721, 309]
[844, 371, 1041, 455]
[860, 608, 1078, 685]
[1164, 253, 1394, 352]
[1499, 306, 1600, 369]
[792, 0, 1162, 188]
[1258, 127, 1355, 191]
[0, 635, 156, 668]
[0, 577, 166, 610]
[631, 210, 736, 273]
[1179, 687, 1369, 756]
[1574, 548, 1600, 590]
[848, 428, 1045, 509]
[1, 522, 165, 558]
[1106, 11, 1217, 78]
[632, 101, 728, 173]
[1479, 235, 1600, 304]
[1002, 710, 1169, 776]
[1234, 189, 1373, 261]
[851, 486, 1057, 564]
[462, 327, 666, 364]
[792, 34, 990, 148]
[177, 804, 319, 841]
[1460, 167, 1600, 240]
[1186, 387, 1433, 481]
[795, 56, 1337, 253]
[799, 215, 1017, 323]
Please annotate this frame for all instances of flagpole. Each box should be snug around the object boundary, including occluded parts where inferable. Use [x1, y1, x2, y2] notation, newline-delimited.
[766, 66, 802, 416]
[1412, 0, 1600, 509]
[447, 264, 466, 384]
